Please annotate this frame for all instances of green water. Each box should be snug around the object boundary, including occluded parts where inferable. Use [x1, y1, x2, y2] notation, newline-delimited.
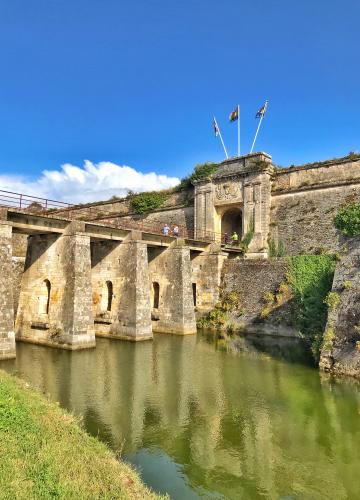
[1, 333, 360, 499]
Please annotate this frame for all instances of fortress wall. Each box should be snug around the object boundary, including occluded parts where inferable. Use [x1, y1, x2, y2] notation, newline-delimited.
[221, 259, 295, 336]
[110, 206, 194, 234]
[272, 157, 360, 192]
[53, 189, 191, 221]
[270, 158, 360, 255]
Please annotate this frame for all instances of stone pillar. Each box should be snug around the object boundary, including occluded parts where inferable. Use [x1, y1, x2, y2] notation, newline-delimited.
[0, 218, 16, 359]
[15, 221, 95, 350]
[149, 240, 197, 335]
[191, 244, 228, 314]
[91, 233, 152, 341]
[109, 238, 153, 341]
[57, 222, 95, 348]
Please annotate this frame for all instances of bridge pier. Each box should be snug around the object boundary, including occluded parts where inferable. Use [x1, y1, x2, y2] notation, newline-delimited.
[148, 240, 197, 335]
[0, 217, 16, 359]
[91, 233, 152, 341]
[191, 244, 228, 315]
[15, 221, 95, 350]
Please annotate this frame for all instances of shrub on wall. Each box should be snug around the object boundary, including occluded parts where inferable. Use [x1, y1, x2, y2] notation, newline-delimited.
[268, 237, 286, 258]
[176, 162, 218, 191]
[129, 191, 169, 214]
[334, 203, 360, 236]
[286, 255, 337, 360]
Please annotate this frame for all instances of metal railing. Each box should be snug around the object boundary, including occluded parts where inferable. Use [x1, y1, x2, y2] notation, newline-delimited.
[0, 189, 70, 211]
[0, 189, 240, 246]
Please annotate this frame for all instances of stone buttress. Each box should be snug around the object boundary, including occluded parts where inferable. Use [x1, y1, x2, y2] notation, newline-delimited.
[15, 221, 95, 349]
[91, 232, 153, 341]
[148, 239, 197, 335]
[0, 213, 16, 359]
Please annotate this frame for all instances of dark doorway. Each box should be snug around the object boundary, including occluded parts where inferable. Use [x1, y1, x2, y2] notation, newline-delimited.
[153, 282, 160, 309]
[192, 283, 197, 306]
[106, 281, 113, 311]
[221, 208, 243, 238]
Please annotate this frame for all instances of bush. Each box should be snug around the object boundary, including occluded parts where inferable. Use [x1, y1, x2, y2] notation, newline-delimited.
[324, 291, 340, 311]
[177, 162, 218, 190]
[130, 191, 169, 214]
[268, 237, 287, 257]
[334, 203, 360, 236]
[286, 255, 337, 361]
[239, 218, 255, 254]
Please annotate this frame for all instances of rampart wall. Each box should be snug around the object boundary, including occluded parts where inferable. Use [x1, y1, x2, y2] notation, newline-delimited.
[221, 259, 295, 336]
[49, 154, 360, 256]
[270, 157, 360, 255]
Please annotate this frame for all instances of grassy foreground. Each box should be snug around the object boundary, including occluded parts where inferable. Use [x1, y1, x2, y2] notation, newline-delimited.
[0, 370, 162, 499]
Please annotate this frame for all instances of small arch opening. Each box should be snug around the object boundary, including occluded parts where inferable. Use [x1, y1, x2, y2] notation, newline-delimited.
[152, 282, 160, 309]
[39, 279, 51, 315]
[192, 283, 197, 306]
[106, 281, 113, 311]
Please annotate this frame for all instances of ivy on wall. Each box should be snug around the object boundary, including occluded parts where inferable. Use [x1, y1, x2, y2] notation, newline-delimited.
[286, 255, 337, 360]
[334, 203, 360, 236]
[129, 191, 170, 214]
[176, 162, 218, 191]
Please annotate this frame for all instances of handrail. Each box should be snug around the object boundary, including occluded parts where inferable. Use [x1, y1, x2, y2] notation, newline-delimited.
[0, 189, 241, 245]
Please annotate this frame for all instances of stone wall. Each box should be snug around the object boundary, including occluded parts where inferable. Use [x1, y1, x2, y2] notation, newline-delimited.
[12, 257, 25, 316]
[90, 236, 153, 341]
[221, 259, 295, 336]
[109, 206, 194, 236]
[15, 222, 96, 350]
[320, 236, 360, 378]
[270, 157, 360, 255]
[148, 240, 197, 335]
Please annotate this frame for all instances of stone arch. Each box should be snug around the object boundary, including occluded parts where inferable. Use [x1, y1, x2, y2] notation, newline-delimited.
[221, 207, 243, 238]
[39, 279, 51, 315]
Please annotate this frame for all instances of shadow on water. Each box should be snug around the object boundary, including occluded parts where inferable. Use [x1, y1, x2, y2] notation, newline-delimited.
[198, 329, 316, 368]
[1, 333, 360, 499]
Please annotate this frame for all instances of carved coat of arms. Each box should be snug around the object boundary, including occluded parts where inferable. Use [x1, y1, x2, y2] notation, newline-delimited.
[215, 182, 241, 201]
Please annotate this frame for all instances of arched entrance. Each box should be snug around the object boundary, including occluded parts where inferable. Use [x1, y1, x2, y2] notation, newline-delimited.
[221, 208, 243, 238]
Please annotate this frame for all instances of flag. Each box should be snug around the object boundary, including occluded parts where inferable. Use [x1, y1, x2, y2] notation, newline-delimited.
[229, 106, 239, 122]
[255, 101, 268, 119]
[213, 118, 219, 136]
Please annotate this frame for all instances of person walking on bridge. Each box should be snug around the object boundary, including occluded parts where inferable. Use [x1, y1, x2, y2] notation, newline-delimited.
[162, 224, 170, 236]
[173, 224, 179, 237]
[231, 231, 239, 245]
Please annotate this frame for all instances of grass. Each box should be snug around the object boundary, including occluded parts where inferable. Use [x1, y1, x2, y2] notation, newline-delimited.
[0, 370, 163, 500]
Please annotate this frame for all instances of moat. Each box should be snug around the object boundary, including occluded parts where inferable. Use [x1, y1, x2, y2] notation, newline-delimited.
[2, 333, 360, 499]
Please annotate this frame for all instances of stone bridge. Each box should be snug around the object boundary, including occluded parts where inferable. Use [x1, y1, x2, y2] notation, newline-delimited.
[0, 208, 239, 360]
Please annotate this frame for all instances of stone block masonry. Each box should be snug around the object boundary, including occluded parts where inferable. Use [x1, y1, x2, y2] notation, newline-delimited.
[221, 258, 295, 336]
[148, 239, 197, 335]
[191, 244, 228, 314]
[0, 220, 16, 359]
[91, 233, 153, 341]
[15, 221, 96, 350]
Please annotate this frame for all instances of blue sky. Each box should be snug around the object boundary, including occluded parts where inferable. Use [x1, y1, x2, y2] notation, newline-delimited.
[0, 0, 358, 201]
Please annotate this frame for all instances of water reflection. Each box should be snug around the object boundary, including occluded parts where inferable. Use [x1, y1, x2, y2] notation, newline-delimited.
[2, 334, 360, 499]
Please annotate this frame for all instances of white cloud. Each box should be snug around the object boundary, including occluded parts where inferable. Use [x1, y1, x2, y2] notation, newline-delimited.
[0, 160, 180, 204]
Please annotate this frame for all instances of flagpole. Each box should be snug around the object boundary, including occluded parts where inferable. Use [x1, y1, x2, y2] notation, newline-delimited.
[250, 100, 268, 153]
[237, 104, 240, 157]
[214, 117, 229, 159]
